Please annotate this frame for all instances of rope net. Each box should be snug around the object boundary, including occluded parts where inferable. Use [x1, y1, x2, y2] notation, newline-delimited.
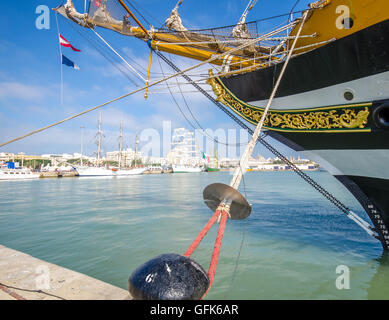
[84, 0, 293, 57]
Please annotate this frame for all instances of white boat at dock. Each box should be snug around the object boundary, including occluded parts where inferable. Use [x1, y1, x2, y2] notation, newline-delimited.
[0, 168, 40, 180]
[77, 166, 145, 176]
[172, 165, 202, 173]
[77, 166, 115, 177]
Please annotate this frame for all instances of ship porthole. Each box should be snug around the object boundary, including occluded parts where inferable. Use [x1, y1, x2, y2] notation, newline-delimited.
[342, 17, 354, 29]
[344, 91, 354, 101]
[378, 106, 389, 127]
[374, 104, 389, 128]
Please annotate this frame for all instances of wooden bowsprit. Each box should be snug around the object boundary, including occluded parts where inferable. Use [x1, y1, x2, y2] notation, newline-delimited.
[128, 11, 308, 300]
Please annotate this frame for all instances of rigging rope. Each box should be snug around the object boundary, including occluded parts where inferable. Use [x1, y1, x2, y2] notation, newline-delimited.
[154, 45, 377, 239]
[289, 0, 301, 23]
[0, 8, 376, 237]
[157, 55, 231, 147]
[126, 0, 164, 28]
[183, 15, 310, 299]
[162, 53, 248, 147]
[91, 28, 146, 83]
[0, 23, 283, 148]
[148, 34, 316, 46]
[231, 10, 309, 190]
[55, 13, 64, 105]
[224, 165, 249, 299]
[63, 17, 141, 86]
[157, 56, 199, 133]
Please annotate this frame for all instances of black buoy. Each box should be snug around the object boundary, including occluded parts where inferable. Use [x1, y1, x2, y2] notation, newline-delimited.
[129, 253, 209, 300]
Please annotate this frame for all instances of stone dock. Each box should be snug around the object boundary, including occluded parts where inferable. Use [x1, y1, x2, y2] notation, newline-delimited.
[0, 245, 131, 300]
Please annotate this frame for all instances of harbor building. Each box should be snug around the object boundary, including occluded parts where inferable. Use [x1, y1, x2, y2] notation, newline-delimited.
[106, 148, 143, 167]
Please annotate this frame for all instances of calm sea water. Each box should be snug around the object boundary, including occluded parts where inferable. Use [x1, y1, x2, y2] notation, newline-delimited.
[0, 171, 388, 300]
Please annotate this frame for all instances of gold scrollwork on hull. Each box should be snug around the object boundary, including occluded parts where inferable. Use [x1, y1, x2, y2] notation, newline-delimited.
[206, 70, 370, 132]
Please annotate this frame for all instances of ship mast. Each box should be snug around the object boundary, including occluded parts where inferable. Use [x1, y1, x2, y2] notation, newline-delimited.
[80, 126, 84, 166]
[117, 0, 149, 36]
[118, 120, 123, 170]
[133, 131, 139, 168]
[96, 112, 103, 165]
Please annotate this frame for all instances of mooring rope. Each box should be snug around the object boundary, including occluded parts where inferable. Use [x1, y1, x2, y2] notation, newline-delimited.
[181, 11, 309, 299]
[205, 208, 229, 297]
[0, 282, 66, 300]
[224, 166, 249, 299]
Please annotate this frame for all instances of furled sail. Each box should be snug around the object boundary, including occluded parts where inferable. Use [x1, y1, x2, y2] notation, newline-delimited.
[55, 0, 136, 36]
[232, 0, 259, 58]
[165, 8, 188, 32]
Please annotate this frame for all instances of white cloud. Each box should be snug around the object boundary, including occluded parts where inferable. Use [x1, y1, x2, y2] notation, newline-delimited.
[0, 82, 51, 101]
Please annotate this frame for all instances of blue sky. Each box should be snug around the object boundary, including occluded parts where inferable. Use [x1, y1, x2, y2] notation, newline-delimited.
[0, 0, 312, 158]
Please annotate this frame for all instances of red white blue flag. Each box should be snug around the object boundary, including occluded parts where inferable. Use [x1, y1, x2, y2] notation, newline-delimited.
[59, 34, 81, 52]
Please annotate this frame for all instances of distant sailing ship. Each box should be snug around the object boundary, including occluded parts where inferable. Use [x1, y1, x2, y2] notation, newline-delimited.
[206, 147, 220, 172]
[78, 116, 145, 176]
[170, 128, 203, 173]
[114, 122, 146, 176]
[56, 0, 389, 250]
[77, 113, 115, 177]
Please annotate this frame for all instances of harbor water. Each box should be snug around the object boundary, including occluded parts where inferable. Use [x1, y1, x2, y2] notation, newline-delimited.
[0, 171, 388, 300]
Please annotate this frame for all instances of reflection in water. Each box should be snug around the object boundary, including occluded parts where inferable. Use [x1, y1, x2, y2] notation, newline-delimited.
[367, 253, 389, 299]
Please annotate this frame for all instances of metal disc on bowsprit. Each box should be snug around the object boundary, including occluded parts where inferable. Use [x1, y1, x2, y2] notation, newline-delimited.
[203, 183, 252, 220]
[129, 253, 209, 300]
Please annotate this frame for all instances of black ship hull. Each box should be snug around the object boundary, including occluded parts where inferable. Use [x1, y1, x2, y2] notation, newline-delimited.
[217, 19, 389, 250]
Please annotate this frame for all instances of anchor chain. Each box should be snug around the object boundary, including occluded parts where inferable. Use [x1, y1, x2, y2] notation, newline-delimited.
[154, 50, 378, 239]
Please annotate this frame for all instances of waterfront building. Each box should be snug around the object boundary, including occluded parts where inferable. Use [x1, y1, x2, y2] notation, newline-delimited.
[0, 153, 15, 162]
[106, 148, 143, 167]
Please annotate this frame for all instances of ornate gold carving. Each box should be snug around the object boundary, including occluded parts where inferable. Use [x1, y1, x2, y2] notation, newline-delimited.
[206, 70, 370, 131]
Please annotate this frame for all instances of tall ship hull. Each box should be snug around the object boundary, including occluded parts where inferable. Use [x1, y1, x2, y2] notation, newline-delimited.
[77, 167, 115, 176]
[172, 165, 202, 173]
[209, 1, 389, 250]
[115, 168, 146, 175]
